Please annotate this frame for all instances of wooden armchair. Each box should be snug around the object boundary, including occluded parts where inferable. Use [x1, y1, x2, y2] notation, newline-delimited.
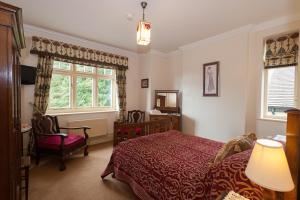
[31, 115, 90, 171]
[127, 110, 145, 123]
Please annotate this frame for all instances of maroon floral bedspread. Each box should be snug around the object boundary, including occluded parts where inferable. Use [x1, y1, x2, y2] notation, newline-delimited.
[101, 130, 263, 200]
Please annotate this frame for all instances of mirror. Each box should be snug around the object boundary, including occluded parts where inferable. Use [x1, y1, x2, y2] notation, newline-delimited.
[154, 90, 180, 113]
[156, 93, 177, 107]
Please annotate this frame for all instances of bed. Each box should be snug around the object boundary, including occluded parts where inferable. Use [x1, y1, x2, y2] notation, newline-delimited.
[102, 130, 263, 199]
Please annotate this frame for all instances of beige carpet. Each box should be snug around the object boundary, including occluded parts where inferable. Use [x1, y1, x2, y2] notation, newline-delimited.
[29, 142, 137, 200]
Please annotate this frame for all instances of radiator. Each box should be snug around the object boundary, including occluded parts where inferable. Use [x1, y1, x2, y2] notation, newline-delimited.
[67, 118, 108, 137]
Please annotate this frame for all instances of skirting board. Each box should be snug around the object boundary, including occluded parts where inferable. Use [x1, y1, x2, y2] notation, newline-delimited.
[88, 134, 113, 145]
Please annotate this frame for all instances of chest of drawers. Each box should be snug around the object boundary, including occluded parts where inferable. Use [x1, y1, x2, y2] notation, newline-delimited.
[149, 114, 181, 131]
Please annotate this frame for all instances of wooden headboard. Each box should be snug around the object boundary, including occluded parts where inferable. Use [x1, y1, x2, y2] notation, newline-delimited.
[285, 109, 300, 199]
[113, 119, 172, 146]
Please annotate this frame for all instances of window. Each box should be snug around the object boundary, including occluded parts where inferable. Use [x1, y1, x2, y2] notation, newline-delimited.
[262, 32, 299, 120]
[48, 61, 116, 113]
[263, 66, 296, 119]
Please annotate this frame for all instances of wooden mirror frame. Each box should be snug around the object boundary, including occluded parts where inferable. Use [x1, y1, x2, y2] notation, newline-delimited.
[154, 90, 180, 113]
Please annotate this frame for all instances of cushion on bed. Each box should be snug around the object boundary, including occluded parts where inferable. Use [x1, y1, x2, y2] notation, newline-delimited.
[208, 149, 263, 200]
[214, 133, 257, 164]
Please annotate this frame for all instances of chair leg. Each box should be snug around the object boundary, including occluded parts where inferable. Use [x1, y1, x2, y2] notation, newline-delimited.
[35, 153, 40, 166]
[59, 156, 66, 171]
[25, 167, 29, 200]
[84, 145, 89, 156]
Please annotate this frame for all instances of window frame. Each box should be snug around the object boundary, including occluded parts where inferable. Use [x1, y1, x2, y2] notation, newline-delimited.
[47, 61, 117, 114]
[262, 65, 298, 120]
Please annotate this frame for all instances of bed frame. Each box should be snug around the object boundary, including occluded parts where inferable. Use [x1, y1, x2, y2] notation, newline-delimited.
[113, 119, 172, 146]
[285, 109, 300, 199]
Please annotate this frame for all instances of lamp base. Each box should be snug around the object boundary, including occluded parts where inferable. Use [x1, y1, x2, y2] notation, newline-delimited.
[275, 191, 284, 200]
[263, 189, 285, 200]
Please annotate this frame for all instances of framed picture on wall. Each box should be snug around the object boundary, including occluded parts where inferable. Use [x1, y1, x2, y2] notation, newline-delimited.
[203, 61, 219, 96]
[141, 78, 149, 88]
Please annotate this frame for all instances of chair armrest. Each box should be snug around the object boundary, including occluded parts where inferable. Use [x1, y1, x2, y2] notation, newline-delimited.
[39, 133, 68, 138]
[60, 126, 91, 130]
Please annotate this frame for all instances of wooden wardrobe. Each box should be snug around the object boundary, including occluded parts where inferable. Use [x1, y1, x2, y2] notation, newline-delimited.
[0, 2, 25, 200]
[285, 109, 300, 200]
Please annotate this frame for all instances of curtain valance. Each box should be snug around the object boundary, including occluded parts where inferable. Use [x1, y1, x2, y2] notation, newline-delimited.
[30, 36, 128, 70]
[264, 32, 299, 69]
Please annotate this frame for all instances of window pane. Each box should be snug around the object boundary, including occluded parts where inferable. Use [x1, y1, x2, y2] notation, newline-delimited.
[97, 68, 112, 75]
[267, 66, 295, 116]
[85, 66, 94, 73]
[97, 68, 105, 75]
[60, 62, 71, 70]
[53, 61, 71, 70]
[76, 65, 94, 73]
[76, 65, 85, 72]
[76, 76, 93, 107]
[98, 79, 112, 107]
[53, 61, 60, 69]
[49, 74, 70, 108]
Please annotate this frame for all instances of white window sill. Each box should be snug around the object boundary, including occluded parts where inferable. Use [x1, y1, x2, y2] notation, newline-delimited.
[46, 110, 118, 116]
[257, 117, 287, 123]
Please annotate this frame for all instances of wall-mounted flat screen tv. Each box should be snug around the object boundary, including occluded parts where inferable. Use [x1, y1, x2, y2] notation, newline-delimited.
[21, 65, 36, 85]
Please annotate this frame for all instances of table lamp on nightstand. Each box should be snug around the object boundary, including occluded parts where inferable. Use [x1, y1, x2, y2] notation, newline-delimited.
[245, 139, 294, 200]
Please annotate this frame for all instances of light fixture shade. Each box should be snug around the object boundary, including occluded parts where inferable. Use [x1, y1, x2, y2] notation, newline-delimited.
[137, 21, 151, 45]
[245, 139, 294, 192]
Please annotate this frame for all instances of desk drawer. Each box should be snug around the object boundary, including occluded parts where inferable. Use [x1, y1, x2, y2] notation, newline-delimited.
[149, 115, 181, 131]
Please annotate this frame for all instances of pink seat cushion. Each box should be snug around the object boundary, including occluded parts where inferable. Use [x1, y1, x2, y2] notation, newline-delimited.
[37, 133, 85, 150]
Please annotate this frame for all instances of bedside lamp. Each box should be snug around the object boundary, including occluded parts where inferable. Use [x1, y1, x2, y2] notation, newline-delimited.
[245, 139, 294, 200]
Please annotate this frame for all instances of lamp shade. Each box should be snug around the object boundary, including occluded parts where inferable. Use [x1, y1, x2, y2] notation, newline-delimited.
[245, 139, 294, 192]
[137, 21, 151, 45]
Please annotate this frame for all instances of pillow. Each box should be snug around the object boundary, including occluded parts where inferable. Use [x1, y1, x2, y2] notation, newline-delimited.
[207, 149, 263, 200]
[213, 133, 256, 164]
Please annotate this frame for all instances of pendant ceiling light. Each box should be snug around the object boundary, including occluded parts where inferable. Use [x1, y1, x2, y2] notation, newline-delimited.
[137, 2, 151, 46]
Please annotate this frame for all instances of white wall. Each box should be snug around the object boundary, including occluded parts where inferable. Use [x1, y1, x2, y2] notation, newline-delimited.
[167, 50, 183, 91]
[139, 53, 152, 113]
[171, 17, 300, 141]
[21, 25, 141, 138]
[139, 51, 180, 117]
[179, 27, 250, 142]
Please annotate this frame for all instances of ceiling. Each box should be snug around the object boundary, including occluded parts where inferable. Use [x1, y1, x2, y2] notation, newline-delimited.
[3, 0, 300, 53]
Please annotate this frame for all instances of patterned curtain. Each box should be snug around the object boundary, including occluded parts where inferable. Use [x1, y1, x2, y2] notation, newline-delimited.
[116, 68, 127, 122]
[30, 36, 128, 70]
[33, 55, 54, 117]
[264, 32, 299, 68]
